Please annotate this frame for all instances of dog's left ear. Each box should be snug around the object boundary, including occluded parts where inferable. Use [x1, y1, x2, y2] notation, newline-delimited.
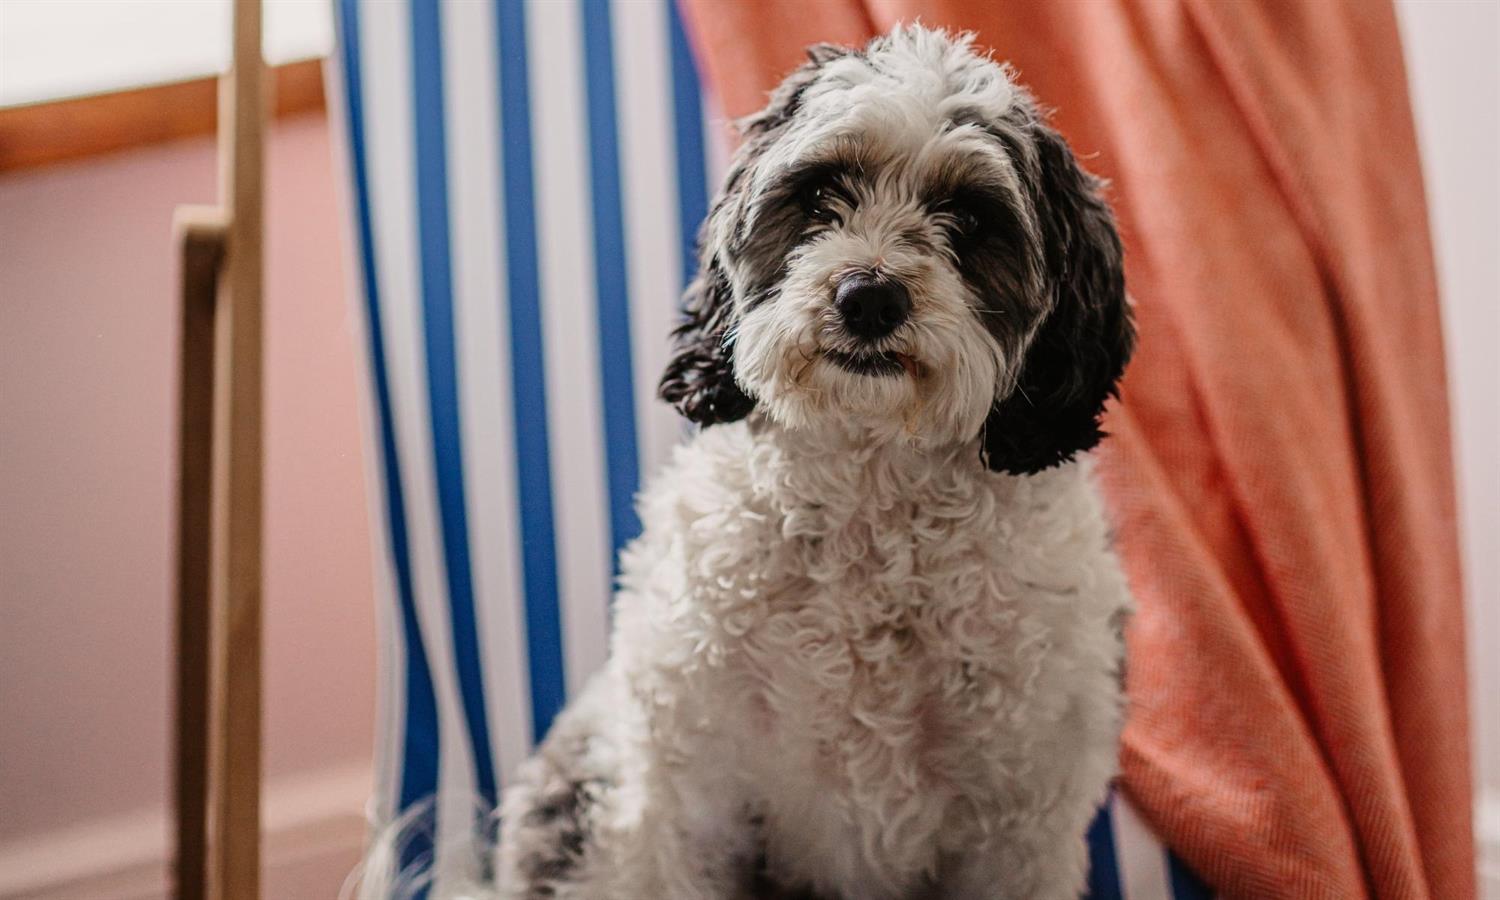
[980, 118, 1134, 475]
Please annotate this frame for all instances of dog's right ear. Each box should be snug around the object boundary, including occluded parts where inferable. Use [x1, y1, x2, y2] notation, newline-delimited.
[658, 256, 754, 425]
[659, 44, 850, 426]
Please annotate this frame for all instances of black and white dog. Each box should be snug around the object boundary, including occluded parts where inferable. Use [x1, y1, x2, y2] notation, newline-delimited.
[496, 25, 1135, 900]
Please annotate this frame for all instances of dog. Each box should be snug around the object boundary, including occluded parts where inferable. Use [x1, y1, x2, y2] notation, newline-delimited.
[495, 25, 1135, 900]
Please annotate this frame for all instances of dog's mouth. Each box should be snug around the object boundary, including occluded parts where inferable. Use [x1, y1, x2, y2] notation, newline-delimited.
[824, 348, 923, 379]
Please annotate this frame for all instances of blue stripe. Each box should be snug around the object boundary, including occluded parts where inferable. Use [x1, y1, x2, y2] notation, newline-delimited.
[1168, 850, 1214, 900]
[407, 0, 498, 807]
[667, 0, 709, 290]
[580, 0, 642, 563]
[334, 0, 439, 869]
[495, 0, 568, 740]
[1084, 800, 1124, 900]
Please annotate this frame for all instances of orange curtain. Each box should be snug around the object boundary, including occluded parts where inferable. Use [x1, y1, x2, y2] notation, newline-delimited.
[680, 2, 1473, 898]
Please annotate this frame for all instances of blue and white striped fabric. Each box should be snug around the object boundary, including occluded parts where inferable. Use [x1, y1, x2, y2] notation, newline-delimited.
[328, 2, 1211, 897]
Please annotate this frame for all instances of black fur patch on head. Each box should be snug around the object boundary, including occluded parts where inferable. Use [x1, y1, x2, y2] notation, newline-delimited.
[978, 101, 1134, 475]
[933, 182, 1039, 355]
[657, 44, 853, 426]
[927, 112, 1048, 352]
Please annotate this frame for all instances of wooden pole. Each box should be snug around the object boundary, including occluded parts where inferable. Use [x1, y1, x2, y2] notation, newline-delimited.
[173, 206, 227, 900]
[210, 0, 265, 896]
[172, 0, 264, 897]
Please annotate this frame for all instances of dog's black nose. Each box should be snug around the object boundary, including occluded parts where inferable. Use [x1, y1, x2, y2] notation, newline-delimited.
[834, 273, 911, 341]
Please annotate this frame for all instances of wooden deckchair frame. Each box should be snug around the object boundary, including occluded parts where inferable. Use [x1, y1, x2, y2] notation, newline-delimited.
[172, 0, 266, 896]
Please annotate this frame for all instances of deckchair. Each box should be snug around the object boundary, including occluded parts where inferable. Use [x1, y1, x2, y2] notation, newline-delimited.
[326, 2, 1209, 897]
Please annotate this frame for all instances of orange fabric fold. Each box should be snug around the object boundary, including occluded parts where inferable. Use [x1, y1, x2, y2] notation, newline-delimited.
[679, 1, 1473, 897]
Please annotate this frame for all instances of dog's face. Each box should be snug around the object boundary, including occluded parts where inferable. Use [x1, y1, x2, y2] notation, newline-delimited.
[660, 27, 1133, 474]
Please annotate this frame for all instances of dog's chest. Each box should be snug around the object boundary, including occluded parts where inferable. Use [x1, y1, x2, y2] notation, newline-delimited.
[742, 511, 1021, 763]
[724, 489, 1046, 884]
[620, 430, 1125, 894]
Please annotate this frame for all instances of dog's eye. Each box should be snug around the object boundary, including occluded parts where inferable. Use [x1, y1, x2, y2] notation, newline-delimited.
[800, 183, 839, 224]
[945, 201, 984, 238]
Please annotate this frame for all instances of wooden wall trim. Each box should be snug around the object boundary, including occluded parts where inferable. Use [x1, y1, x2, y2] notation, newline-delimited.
[0, 58, 323, 173]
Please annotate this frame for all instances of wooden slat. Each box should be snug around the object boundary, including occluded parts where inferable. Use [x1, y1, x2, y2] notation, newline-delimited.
[172, 206, 227, 900]
[208, 0, 266, 896]
[0, 58, 320, 173]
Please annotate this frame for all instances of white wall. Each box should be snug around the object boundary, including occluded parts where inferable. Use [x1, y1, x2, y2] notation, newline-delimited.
[1396, 2, 1500, 896]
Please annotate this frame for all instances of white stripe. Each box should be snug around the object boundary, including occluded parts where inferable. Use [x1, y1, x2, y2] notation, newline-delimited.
[364, 486, 407, 827]
[702, 85, 731, 193]
[323, 45, 406, 829]
[525, 0, 612, 696]
[1112, 792, 1174, 900]
[359, 0, 476, 878]
[613, 0, 683, 481]
[440, 0, 536, 786]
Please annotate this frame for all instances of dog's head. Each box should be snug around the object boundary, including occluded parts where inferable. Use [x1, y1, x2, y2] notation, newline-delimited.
[659, 26, 1132, 474]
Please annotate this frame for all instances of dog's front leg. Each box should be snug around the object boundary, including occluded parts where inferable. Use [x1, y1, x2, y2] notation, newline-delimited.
[495, 678, 754, 899]
[608, 756, 756, 900]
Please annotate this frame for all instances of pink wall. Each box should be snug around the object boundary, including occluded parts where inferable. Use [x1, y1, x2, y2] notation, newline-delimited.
[0, 114, 375, 894]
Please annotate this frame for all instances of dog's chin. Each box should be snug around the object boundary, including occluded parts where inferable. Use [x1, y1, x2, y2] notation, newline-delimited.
[737, 320, 998, 445]
[823, 348, 925, 380]
[745, 349, 932, 442]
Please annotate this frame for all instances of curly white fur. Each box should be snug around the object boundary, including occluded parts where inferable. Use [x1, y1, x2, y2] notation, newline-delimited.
[491, 425, 1129, 899]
